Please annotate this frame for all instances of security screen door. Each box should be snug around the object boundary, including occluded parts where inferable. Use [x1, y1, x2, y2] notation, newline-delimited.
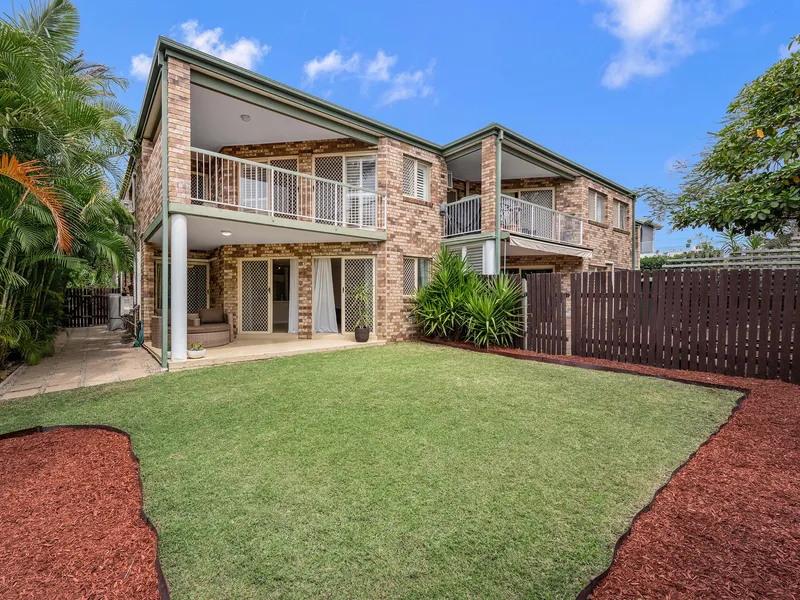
[240, 259, 271, 332]
[342, 257, 375, 333]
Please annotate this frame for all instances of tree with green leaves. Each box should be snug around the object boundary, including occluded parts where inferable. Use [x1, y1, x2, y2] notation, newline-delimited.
[640, 35, 800, 236]
[0, 0, 134, 363]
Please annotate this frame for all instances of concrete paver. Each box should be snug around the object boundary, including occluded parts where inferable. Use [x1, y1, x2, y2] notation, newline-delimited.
[0, 326, 160, 401]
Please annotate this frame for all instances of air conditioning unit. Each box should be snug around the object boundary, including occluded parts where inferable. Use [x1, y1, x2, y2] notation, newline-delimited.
[447, 171, 454, 189]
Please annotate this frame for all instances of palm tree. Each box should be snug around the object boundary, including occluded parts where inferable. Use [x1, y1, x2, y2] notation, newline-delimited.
[0, 0, 134, 363]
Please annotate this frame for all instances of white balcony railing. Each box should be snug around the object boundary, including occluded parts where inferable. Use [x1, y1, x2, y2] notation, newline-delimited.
[443, 194, 584, 246]
[444, 194, 482, 237]
[500, 194, 583, 246]
[189, 148, 386, 231]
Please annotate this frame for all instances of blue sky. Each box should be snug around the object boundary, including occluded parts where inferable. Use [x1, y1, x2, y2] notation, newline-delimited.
[11, 0, 798, 251]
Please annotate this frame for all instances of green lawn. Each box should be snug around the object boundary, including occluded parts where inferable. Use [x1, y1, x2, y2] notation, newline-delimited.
[0, 343, 738, 599]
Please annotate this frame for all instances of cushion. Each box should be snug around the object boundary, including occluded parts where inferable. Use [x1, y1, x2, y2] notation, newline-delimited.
[190, 322, 230, 334]
[199, 306, 224, 324]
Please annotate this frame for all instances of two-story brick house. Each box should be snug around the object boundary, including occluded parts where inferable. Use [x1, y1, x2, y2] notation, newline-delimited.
[124, 37, 638, 367]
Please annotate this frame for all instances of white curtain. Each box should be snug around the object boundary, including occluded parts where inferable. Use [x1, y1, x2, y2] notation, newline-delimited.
[313, 258, 339, 333]
[288, 258, 299, 334]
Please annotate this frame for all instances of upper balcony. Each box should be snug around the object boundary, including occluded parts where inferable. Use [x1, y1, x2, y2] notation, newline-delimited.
[189, 148, 386, 232]
[444, 194, 583, 246]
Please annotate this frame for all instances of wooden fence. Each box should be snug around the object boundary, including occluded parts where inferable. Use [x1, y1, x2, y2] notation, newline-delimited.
[526, 273, 568, 355]
[64, 287, 119, 328]
[569, 269, 799, 383]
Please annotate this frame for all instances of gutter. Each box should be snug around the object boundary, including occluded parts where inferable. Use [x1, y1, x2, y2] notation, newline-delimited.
[631, 194, 637, 269]
[158, 52, 169, 371]
[495, 130, 503, 273]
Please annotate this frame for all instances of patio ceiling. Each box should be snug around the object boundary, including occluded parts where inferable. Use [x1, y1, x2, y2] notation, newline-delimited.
[446, 148, 563, 182]
[191, 84, 347, 151]
[147, 211, 385, 252]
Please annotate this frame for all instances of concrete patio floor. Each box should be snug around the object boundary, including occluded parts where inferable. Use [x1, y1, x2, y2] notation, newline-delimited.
[155, 332, 386, 371]
[0, 327, 160, 401]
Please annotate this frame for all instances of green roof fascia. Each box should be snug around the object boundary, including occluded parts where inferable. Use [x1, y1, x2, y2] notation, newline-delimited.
[159, 37, 441, 154]
[442, 123, 634, 198]
[123, 40, 634, 200]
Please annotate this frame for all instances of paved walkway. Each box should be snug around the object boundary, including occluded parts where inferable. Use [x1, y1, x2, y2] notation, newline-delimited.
[1, 327, 160, 401]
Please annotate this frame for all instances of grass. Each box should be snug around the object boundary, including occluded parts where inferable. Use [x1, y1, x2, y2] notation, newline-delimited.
[0, 343, 739, 599]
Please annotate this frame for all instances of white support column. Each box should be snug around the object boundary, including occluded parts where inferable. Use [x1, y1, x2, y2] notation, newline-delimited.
[170, 214, 188, 361]
[483, 239, 497, 275]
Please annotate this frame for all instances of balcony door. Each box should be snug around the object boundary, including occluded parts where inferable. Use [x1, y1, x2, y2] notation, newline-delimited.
[345, 156, 377, 228]
[313, 154, 376, 228]
[269, 158, 299, 219]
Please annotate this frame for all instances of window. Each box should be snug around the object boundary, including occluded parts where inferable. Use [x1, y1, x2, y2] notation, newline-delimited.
[240, 165, 268, 211]
[402, 156, 430, 202]
[613, 200, 629, 230]
[154, 262, 209, 313]
[589, 189, 606, 223]
[346, 155, 377, 227]
[313, 154, 377, 226]
[403, 257, 431, 296]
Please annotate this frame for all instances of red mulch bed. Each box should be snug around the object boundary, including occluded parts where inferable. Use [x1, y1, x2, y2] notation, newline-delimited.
[0, 428, 160, 599]
[430, 340, 800, 599]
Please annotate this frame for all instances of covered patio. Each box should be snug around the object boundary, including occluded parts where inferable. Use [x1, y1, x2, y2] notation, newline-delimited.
[137, 73, 388, 367]
[162, 332, 385, 370]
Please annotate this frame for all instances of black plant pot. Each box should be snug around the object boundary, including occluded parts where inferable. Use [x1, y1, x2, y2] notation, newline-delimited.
[354, 326, 370, 343]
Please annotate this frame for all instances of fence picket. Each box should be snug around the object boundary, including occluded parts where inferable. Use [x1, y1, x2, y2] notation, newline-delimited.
[544, 269, 799, 383]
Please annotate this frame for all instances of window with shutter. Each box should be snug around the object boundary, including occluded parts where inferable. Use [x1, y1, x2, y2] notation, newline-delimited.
[403, 156, 415, 197]
[344, 155, 377, 227]
[519, 189, 554, 209]
[402, 156, 430, 202]
[463, 244, 483, 272]
[240, 165, 269, 211]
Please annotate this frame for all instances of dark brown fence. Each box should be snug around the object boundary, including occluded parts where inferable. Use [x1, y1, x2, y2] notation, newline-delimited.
[570, 269, 799, 383]
[526, 273, 568, 355]
[64, 287, 119, 328]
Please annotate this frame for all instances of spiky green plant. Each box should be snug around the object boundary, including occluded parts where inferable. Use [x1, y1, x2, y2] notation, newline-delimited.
[412, 249, 523, 348]
[463, 274, 523, 348]
[411, 248, 485, 341]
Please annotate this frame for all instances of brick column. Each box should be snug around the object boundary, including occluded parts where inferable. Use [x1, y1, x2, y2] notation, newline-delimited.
[481, 135, 497, 233]
[298, 255, 313, 339]
[141, 243, 156, 342]
[167, 57, 192, 204]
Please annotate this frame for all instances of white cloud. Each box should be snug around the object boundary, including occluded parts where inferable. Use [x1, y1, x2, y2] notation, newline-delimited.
[779, 43, 793, 60]
[177, 20, 270, 70]
[594, 0, 747, 89]
[303, 50, 360, 83]
[380, 63, 435, 106]
[130, 53, 152, 81]
[304, 47, 434, 105]
[364, 50, 397, 83]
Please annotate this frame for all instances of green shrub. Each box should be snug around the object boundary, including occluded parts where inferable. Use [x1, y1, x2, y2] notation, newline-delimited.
[412, 248, 523, 348]
[640, 255, 668, 270]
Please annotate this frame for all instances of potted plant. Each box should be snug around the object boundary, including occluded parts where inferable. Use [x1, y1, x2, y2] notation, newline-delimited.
[348, 283, 373, 342]
[187, 342, 206, 359]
